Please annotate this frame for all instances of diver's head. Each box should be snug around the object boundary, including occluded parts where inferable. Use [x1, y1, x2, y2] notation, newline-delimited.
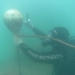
[49, 27, 70, 44]
[4, 9, 23, 34]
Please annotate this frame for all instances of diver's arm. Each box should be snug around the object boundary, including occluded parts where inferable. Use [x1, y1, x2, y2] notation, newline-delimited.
[18, 43, 64, 63]
[31, 26, 46, 36]
[25, 20, 52, 45]
[25, 20, 47, 40]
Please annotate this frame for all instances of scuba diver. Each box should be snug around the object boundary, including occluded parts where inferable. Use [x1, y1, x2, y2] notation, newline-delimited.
[4, 10, 75, 75]
[17, 21, 75, 75]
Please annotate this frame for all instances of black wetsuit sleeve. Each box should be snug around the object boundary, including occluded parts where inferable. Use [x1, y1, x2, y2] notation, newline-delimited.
[30, 26, 47, 40]
[32, 27, 46, 36]
[19, 43, 64, 63]
[30, 26, 53, 46]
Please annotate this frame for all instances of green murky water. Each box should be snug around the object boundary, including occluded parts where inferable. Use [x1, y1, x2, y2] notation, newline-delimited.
[0, 0, 75, 75]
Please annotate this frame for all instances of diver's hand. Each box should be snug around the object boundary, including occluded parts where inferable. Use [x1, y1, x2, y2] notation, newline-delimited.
[13, 35, 23, 46]
[25, 19, 33, 28]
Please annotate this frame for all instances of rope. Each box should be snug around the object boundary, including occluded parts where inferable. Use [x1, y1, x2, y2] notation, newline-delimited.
[19, 35, 75, 49]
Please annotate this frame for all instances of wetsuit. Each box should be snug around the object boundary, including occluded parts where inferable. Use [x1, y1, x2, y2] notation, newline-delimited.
[18, 26, 75, 75]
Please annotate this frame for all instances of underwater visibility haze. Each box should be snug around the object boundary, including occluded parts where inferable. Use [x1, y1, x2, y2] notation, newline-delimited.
[0, 0, 75, 75]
